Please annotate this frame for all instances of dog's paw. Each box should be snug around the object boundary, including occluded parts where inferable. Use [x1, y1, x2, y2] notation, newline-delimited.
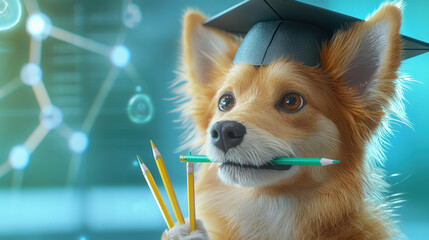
[161, 219, 209, 240]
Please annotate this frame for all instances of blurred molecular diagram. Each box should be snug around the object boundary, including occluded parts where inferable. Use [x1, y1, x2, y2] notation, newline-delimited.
[0, 0, 154, 185]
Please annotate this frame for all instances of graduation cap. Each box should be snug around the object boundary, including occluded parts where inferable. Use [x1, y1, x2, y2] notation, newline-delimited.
[203, 0, 429, 67]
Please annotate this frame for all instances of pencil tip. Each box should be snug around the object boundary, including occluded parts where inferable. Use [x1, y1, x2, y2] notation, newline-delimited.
[136, 155, 143, 165]
[321, 158, 340, 166]
[150, 140, 161, 158]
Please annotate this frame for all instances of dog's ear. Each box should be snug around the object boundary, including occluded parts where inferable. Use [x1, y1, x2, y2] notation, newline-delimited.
[181, 10, 239, 85]
[321, 3, 402, 101]
[176, 11, 239, 145]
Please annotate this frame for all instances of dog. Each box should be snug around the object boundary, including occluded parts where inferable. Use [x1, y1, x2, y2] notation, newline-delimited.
[163, 2, 406, 239]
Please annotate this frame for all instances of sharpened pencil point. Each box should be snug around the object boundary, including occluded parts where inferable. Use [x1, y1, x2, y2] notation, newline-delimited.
[320, 158, 340, 166]
[150, 140, 161, 158]
[141, 162, 149, 172]
[136, 155, 143, 165]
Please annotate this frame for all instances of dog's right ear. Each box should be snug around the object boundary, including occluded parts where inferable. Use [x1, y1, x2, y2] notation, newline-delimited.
[177, 11, 239, 147]
[181, 10, 239, 85]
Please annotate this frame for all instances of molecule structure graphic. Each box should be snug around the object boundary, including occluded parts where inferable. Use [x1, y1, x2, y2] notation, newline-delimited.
[0, 0, 154, 186]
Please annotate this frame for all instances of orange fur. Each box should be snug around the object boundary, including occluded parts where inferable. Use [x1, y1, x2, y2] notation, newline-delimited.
[172, 3, 405, 240]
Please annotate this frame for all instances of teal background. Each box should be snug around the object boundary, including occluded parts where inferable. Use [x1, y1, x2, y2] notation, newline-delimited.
[0, 0, 428, 239]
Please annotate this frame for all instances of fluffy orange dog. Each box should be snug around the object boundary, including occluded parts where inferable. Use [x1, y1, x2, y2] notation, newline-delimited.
[164, 3, 406, 240]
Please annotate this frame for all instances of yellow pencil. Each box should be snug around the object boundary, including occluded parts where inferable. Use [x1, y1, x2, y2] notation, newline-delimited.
[187, 162, 196, 232]
[150, 140, 185, 225]
[136, 155, 174, 229]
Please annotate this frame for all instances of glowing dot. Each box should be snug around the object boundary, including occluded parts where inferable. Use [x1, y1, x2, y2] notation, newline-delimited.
[110, 45, 130, 68]
[40, 105, 63, 130]
[135, 85, 142, 92]
[0, 0, 22, 31]
[79, 236, 87, 240]
[127, 94, 153, 124]
[20, 63, 42, 86]
[8, 145, 30, 170]
[122, 2, 142, 29]
[26, 12, 51, 39]
[68, 131, 89, 153]
[133, 160, 138, 166]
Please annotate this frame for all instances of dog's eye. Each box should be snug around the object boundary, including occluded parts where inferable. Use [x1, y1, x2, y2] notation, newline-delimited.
[218, 93, 235, 112]
[281, 92, 304, 112]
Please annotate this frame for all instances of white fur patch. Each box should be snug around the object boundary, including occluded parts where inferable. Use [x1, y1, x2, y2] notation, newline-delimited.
[162, 219, 209, 240]
[232, 195, 298, 240]
[198, 186, 298, 240]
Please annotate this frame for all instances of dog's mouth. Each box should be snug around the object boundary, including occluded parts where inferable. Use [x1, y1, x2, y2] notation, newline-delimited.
[219, 161, 292, 171]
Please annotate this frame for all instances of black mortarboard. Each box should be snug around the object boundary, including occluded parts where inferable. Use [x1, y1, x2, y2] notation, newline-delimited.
[203, 0, 429, 66]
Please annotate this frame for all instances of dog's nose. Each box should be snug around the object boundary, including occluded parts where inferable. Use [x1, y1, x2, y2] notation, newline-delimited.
[210, 121, 246, 153]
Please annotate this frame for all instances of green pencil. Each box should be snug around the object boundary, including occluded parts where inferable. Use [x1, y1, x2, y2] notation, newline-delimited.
[180, 154, 339, 166]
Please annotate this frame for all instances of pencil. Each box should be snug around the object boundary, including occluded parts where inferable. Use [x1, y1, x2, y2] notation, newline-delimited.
[187, 162, 196, 232]
[151, 140, 185, 225]
[136, 155, 174, 229]
[180, 155, 340, 166]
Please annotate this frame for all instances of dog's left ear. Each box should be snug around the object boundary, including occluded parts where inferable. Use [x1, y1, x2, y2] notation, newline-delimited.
[321, 3, 402, 100]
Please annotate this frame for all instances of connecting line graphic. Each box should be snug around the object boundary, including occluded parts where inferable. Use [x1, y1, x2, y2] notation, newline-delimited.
[0, 77, 22, 100]
[24, 123, 50, 153]
[49, 26, 111, 56]
[29, 37, 42, 64]
[22, 0, 39, 14]
[67, 67, 120, 185]
[32, 81, 51, 108]
[82, 67, 120, 134]
[125, 63, 150, 90]
[0, 0, 143, 187]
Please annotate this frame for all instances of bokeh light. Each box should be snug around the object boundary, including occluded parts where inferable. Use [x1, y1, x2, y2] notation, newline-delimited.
[8, 145, 30, 170]
[20, 63, 42, 86]
[68, 131, 89, 153]
[0, 0, 22, 31]
[26, 12, 52, 39]
[127, 94, 153, 124]
[0, 0, 7, 14]
[122, 2, 142, 29]
[79, 236, 87, 240]
[109, 45, 130, 67]
[40, 105, 63, 130]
